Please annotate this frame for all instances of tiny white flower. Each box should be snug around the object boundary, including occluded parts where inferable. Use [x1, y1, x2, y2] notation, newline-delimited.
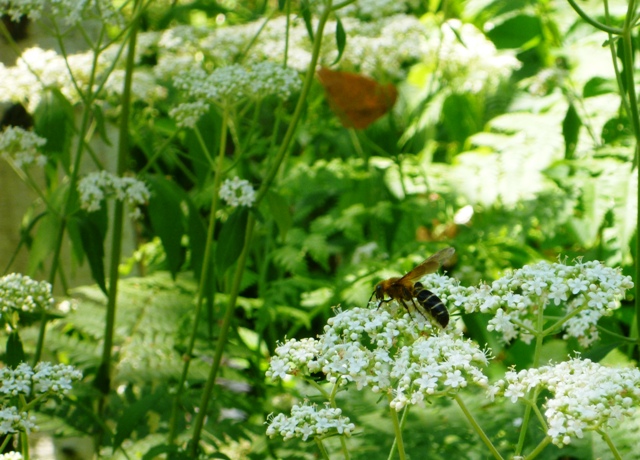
[219, 177, 256, 208]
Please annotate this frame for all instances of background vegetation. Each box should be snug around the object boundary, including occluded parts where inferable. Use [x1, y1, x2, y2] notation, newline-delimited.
[0, 0, 638, 458]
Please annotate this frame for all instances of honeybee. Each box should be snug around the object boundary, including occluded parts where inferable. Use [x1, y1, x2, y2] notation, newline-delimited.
[369, 247, 455, 328]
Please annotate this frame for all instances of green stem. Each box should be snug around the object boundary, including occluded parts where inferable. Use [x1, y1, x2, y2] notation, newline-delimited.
[454, 394, 503, 460]
[524, 436, 551, 460]
[315, 438, 331, 460]
[620, 0, 640, 168]
[565, 0, 623, 34]
[386, 405, 410, 460]
[598, 429, 623, 460]
[20, 431, 29, 460]
[188, 213, 256, 455]
[326, 382, 350, 460]
[167, 113, 228, 444]
[516, 301, 546, 455]
[95, 0, 141, 395]
[386, 394, 406, 460]
[187, 2, 334, 453]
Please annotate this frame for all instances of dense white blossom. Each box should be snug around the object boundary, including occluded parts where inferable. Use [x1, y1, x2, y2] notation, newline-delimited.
[78, 171, 150, 219]
[489, 358, 640, 446]
[0, 0, 120, 25]
[0, 406, 37, 435]
[266, 402, 355, 441]
[0, 274, 54, 320]
[0, 127, 47, 169]
[219, 177, 256, 208]
[0, 362, 81, 396]
[0, 453, 22, 460]
[267, 305, 489, 411]
[418, 259, 633, 346]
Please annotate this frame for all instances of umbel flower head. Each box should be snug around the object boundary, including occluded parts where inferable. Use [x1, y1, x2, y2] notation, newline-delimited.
[0, 274, 54, 325]
[77, 171, 150, 219]
[0, 127, 47, 169]
[219, 177, 256, 208]
[0, 362, 82, 397]
[489, 357, 640, 447]
[417, 259, 633, 346]
[266, 402, 355, 442]
[267, 304, 489, 411]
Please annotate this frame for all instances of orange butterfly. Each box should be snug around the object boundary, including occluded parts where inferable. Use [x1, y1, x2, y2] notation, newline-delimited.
[317, 67, 398, 130]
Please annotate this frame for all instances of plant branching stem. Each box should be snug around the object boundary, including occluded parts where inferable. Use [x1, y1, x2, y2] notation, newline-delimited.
[97, 0, 141, 397]
[524, 436, 552, 460]
[454, 394, 503, 460]
[598, 429, 623, 460]
[187, 3, 333, 453]
[386, 394, 406, 460]
[168, 113, 228, 444]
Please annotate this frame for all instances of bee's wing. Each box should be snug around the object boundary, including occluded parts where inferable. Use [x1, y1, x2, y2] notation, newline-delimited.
[397, 247, 455, 284]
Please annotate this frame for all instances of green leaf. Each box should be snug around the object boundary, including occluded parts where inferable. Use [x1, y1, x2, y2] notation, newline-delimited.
[331, 16, 347, 65]
[266, 190, 292, 240]
[216, 207, 248, 275]
[69, 209, 108, 295]
[6, 332, 25, 368]
[34, 88, 74, 170]
[113, 392, 162, 453]
[562, 103, 581, 160]
[486, 14, 542, 49]
[300, 0, 314, 42]
[583, 76, 617, 98]
[142, 445, 184, 460]
[146, 175, 187, 278]
[27, 212, 61, 276]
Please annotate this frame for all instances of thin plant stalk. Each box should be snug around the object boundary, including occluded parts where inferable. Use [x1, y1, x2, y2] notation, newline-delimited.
[598, 429, 623, 460]
[167, 111, 229, 444]
[96, 0, 142, 396]
[524, 436, 552, 460]
[515, 300, 546, 455]
[315, 438, 331, 460]
[386, 394, 406, 460]
[454, 394, 503, 460]
[187, 3, 334, 453]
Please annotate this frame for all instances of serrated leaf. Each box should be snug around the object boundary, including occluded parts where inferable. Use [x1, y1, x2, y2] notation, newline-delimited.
[34, 88, 74, 170]
[27, 212, 61, 276]
[70, 209, 108, 295]
[266, 190, 292, 240]
[146, 175, 187, 278]
[6, 332, 25, 368]
[331, 16, 347, 65]
[562, 103, 581, 160]
[300, 0, 314, 41]
[113, 392, 162, 452]
[216, 207, 248, 275]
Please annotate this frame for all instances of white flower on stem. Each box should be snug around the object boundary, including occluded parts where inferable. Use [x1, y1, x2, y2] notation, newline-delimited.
[0, 453, 23, 460]
[267, 304, 489, 412]
[418, 259, 633, 346]
[78, 171, 150, 219]
[489, 357, 640, 447]
[0, 0, 120, 26]
[0, 406, 37, 434]
[0, 362, 82, 397]
[0, 274, 54, 318]
[219, 177, 256, 208]
[0, 126, 47, 169]
[265, 402, 355, 442]
[169, 101, 210, 129]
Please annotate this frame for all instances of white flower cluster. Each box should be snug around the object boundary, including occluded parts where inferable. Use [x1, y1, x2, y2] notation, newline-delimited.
[168, 100, 210, 129]
[0, 0, 120, 26]
[0, 453, 22, 460]
[219, 177, 256, 208]
[340, 0, 411, 20]
[267, 306, 489, 410]
[0, 46, 165, 114]
[266, 402, 355, 441]
[77, 171, 150, 219]
[0, 274, 54, 318]
[0, 406, 37, 435]
[418, 19, 521, 94]
[0, 126, 47, 169]
[418, 259, 633, 346]
[171, 62, 301, 115]
[0, 362, 82, 396]
[489, 358, 640, 447]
